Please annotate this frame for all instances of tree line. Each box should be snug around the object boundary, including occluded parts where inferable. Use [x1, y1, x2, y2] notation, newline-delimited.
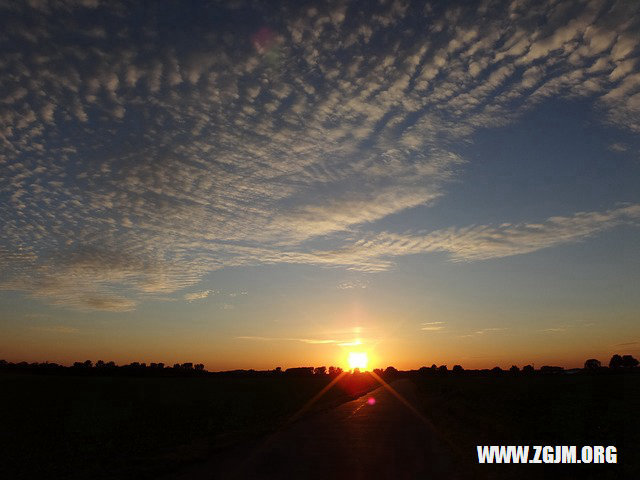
[0, 353, 637, 377]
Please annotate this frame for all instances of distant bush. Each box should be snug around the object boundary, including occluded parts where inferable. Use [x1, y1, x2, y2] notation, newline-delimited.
[584, 359, 601, 370]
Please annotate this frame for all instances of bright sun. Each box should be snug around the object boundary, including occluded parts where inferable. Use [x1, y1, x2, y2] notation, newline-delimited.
[347, 352, 368, 370]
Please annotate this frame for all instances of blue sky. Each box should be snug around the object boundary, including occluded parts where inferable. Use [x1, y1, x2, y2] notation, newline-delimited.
[1, 0, 639, 369]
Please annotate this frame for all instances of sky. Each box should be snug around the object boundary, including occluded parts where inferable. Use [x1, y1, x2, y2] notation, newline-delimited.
[1, 0, 639, 370]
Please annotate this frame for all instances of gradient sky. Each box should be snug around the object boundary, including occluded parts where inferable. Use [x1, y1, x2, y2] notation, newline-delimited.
[1, 0, 639, 370]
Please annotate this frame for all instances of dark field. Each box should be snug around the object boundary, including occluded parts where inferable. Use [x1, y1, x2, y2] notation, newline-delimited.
[0, 372, 377, 479]
[1, 371, 638, 479]
[412, 372, 640, 479]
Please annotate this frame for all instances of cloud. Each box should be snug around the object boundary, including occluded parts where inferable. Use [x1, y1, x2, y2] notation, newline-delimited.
[459, 327, 507, 337]
[29, 325, 79, 334]
[0, 0, 638, 310]
[421, 321, 445, 331]
[337, 279, 368, 290]
[608, 142, 629, 152]
[301, 204, 640, 267]
[184, 290, 213, 302]
[236, 335, 364, 346]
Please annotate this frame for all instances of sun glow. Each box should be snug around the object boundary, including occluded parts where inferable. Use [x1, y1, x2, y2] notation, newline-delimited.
[347, 351, 368, 370]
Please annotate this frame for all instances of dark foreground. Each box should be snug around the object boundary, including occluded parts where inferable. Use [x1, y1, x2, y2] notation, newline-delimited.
[0, 372, 378, 479]
[164, 379, 465, 480]
[1, 371, 638, 479]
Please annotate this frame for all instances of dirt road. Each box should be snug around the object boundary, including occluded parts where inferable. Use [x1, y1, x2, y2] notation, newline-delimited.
[165, 379, 468, 480]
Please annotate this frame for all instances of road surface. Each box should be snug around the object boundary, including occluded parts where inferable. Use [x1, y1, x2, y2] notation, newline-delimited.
[164, 379, 470, 479]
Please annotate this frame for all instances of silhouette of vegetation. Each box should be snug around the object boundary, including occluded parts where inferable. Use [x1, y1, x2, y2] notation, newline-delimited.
[0, 360, 378, 479]
[412, 369, 639, 480]
[609, 354, 623, 368]
[584, 358, 602, 370]
[1, 354, 638, 479]
[539, 365, 564, 374]
[609, 354, 639, 369]
[623, 355, 640, 368]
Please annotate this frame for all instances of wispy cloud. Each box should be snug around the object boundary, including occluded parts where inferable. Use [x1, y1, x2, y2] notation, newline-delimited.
[236, 335, 362, 346]
[184, 290, 214, 302]
[459, 327, 508, 337]
[421, 321, 445, 331]
[297, 204, 640, 268]
[474, 328, 507, 335]
[29, 325, 79, 334]
[337, 279, 368, 290]
[608, 143, 629, 152]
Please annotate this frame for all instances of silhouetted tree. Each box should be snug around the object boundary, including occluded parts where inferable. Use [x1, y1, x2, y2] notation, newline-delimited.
[106, 361, 116, 368]
[430, 364, 437, 371]
[373, 368, 384, 377]
[452, 365, 464, 373]
[522, 364, 534, 374]
[274, 366, 282, 374]
[194, 363, 205, 371]
[384, 366, 398, 377]
[173, 363, 181, 369]
[96, 360, 105, 368]
[609, 354, 623, 369]
[182, 362, 193, 370]
[622, 355, 639, 368]
[437, 365, 447, 373]
[540, 365, 564, 374]
[83, 360, 92, 368]
[491, 366, 503, 374]
[314, 366, 327, 375]
[285, 367, 314, 376]
[584, 359, 601, 370]
[509, 365, 520, 374]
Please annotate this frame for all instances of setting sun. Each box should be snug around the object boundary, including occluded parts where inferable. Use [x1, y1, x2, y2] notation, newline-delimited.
[347, 352, 368, 371]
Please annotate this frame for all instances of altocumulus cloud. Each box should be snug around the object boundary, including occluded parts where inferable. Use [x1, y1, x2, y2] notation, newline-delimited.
[0, 0, 639, 310]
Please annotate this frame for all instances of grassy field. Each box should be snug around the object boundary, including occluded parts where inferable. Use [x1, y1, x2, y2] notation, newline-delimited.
[411, 372, 640, 479]
[0, 372, 377, 479]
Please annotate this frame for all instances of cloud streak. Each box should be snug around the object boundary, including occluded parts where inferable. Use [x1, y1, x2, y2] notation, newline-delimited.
[184, 290, 214, 302]
[236, 336, 360, 346]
